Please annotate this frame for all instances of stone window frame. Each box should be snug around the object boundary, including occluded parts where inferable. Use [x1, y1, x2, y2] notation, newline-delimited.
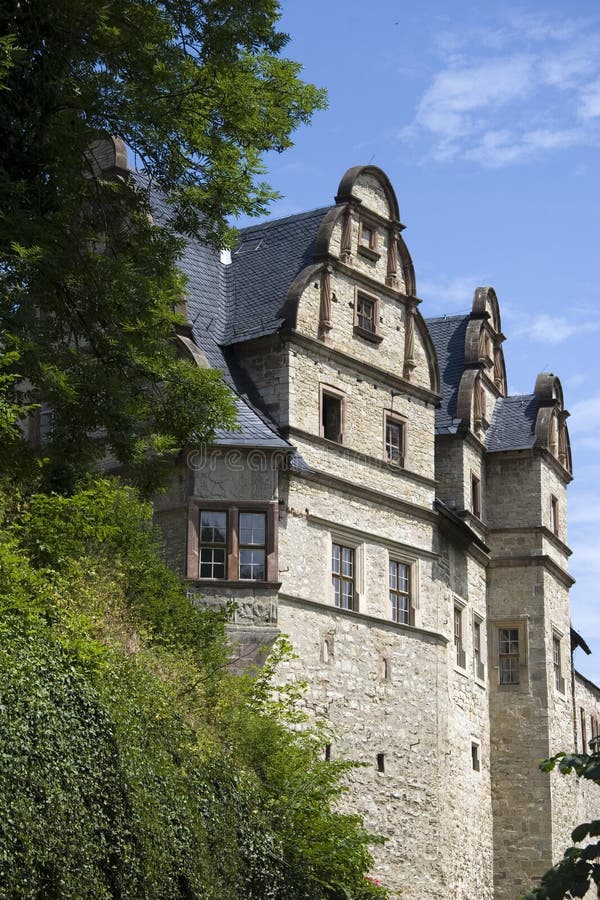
[470, 470, 481, 519]
[552, 628, 566, 695]
[186, 499, 279, 585]
[329, 531, 363, 612]
[471, 740, 481, 772]
[492, 618, 529, 691]
[473, 612, 486, 683]
[388, 555, 418, 626]
[353, 287, 383, 344]
[357, 218, 380, 261]
[383, 410, 407, 468]
[551, 494, 559, 537]
[453, 598, 467, 670]
[319, 383, 345, 444]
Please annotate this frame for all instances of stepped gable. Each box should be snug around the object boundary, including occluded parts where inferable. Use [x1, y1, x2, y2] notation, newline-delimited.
[485, 393, 539, 452]
[425, 314, 469, 434]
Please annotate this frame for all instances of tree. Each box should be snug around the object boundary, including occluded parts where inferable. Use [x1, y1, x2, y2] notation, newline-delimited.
[0, 1, 326, 490]
[522, 750, 600, 900]
[0, 477, 387, 898]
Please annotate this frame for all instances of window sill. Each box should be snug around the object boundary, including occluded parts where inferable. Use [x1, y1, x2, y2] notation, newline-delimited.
[191, 579, 281, 590]
[353, 325, 383, 344]
[357, 245, 381, 262]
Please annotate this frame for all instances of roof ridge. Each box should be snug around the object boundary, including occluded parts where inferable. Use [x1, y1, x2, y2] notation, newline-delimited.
[425, 313, 470, 324]
[236, 205, 333, 237]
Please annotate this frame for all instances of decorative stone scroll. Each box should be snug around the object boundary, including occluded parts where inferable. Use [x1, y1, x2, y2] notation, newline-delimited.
[319, 264, 333, 340]
[403, 300, 416, 379]
[386, 230, 399, 288]
[340, 206, 353, 264]
[558, 413, 569, 469]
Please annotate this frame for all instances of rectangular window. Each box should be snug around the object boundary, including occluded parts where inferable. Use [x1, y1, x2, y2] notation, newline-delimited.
[499, 628, 520, 685]
[553, 636, 564, 692]
[193, 504, 277, 584]
[389, 560, 411, 624]
[454, 606, 466, 668]
[473, 616, 485, 680]
[385, 415, 405, 466]
[321, 390, 343, 443]
[471, 742, 480, 772]
[239, 512, 266, 581]
[471, 473, 481, 519]
[356, 294, 376, 333]
[199, 510, 227, 579]
[332, 543, 355, 610]
[581, 707, 587, 751]
[551, 495, 559, 536]
[359, 221, 376, 250]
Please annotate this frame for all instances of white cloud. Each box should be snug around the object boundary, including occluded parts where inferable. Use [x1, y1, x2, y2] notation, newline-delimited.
[404, 12, 600, 166]
[570, 393, 600, 435]
[417, 274, 487, 311]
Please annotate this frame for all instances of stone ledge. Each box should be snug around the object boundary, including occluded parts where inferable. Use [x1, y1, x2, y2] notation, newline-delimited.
[279, 591, 448, 645]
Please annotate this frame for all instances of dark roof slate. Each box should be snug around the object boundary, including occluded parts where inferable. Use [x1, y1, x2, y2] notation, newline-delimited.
[485, 394, 539, 452]
[425, 315, 469, 433]
[223, 206, 332, 345]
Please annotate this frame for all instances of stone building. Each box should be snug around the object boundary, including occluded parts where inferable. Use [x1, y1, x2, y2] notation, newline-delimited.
[152, 161, 600, 899]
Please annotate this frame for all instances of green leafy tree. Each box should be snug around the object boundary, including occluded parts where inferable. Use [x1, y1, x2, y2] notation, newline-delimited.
[0, 477, 387, 899]
[0, 1, 325, 490]
[522, 751, 600, 900]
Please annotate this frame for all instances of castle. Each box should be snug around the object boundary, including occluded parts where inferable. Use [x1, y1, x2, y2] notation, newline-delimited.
[152, 161, 600, 899]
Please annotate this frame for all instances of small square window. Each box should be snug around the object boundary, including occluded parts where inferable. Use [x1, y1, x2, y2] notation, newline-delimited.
[471, 742, 480, 771]
[239, 512, 266, 581]
[321, 390, 343, 443]
[385, 415, 405, 466]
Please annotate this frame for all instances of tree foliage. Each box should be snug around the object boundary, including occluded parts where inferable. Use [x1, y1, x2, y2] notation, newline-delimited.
[0, 477, 386, 899]
[522, 751, 600, 900]
[0, 1, 325, 490]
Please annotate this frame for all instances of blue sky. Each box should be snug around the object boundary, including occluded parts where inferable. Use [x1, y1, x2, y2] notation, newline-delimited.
[245, 1, 600, 682]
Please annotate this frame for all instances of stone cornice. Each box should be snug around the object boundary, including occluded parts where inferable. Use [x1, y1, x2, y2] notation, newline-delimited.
[324, 255, 418, 304]
[489, 525, 572, 557]
[488, 554, 575, 588]
[286, 426, 437, 488]
[306, 513, 439, 561]
[288, 465, 438, 523]
[278, 592, 448, 645]
[288, 332, 441, 406]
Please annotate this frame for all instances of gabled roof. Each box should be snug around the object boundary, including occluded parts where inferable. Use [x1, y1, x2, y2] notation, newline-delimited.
[485, 394, 539, 452]
[425, 315, 469, 434]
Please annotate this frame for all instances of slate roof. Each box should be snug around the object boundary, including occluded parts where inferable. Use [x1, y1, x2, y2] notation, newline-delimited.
[224, 206, 332, 345]
[485, 394, 539, 453]
[425, 314, 469, 434]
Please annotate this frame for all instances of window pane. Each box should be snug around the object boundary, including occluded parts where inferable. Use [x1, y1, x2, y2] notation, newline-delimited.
[398, 564, 409, 593]
[200, 510, 227, 543]
[360, 225, 373, 246]
[333, 576, 341, 606]
[386, 421, 403, 462]
[500, 657, 519, 685]
[239, 512, 266, 546]
[499, 629, 519, 655]
[389, 561, 397, 590]
[332, 544, 341, 574]
[239, 548, 265, 580]
[342, 547, 354, 577]
[200, 548, 226, 579]
[341, 581, 353, 609]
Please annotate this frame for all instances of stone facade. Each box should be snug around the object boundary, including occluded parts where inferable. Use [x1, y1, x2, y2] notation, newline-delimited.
[154, 164, 598, 899]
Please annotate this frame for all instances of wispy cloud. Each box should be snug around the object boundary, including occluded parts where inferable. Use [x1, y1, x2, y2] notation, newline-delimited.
[404, 11, 600, 166]
[417, 273, 488, 311]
